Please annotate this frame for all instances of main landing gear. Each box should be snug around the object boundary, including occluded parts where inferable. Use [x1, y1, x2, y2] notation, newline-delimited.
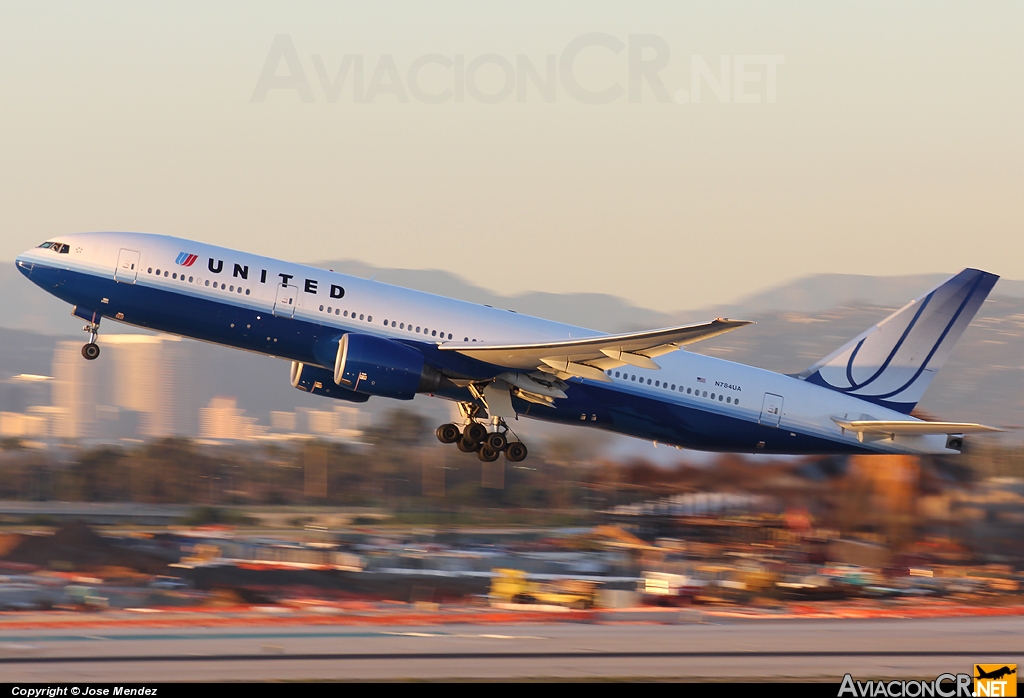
[81, 322, 101, 361]
[435, 417, 529, 463]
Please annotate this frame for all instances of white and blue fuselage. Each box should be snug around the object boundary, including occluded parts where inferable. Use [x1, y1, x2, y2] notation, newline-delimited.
[16, 232, 993, 456]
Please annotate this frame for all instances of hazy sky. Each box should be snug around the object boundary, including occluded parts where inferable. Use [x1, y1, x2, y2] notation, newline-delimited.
[1, 2, 1021, 312]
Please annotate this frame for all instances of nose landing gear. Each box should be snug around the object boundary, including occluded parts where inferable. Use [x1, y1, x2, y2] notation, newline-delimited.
[81, 322, 101, 360]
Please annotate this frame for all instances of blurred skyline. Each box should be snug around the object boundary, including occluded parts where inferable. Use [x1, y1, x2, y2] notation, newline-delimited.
[1, 2, 1022, 312]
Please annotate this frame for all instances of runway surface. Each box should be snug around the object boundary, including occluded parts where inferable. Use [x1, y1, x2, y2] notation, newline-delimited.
[0, 616, 1020, 681]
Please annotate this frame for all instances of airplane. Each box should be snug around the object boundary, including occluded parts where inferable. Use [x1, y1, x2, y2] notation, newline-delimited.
[975, 666, 1017, 681]
[15, 232, 1002, 462]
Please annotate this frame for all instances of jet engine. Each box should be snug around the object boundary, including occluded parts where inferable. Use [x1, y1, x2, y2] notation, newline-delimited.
[333, 333, 445, 400]
[290, 361, 370, 403]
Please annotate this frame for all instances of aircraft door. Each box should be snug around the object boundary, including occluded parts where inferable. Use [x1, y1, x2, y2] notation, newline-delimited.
[273, 283, 299, 318]
[758, 393, 784, 427]
[114, 249, 140, 284]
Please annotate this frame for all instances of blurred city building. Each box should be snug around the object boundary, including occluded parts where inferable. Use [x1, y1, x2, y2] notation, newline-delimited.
[0, 373, 52, 413]
[200, 400, 365, 443]
[10, 334, 369, 444]
[298, 406, 363, 440]
[270, 411, 297, 432]
[0, 374, 56, 439]
[199, 397, 265, 441]
[51, 335, 196, 440]
[51, 340, 99, 439]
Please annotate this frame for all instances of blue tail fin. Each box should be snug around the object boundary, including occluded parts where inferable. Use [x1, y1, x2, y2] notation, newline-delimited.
[798, 268, 999, 414]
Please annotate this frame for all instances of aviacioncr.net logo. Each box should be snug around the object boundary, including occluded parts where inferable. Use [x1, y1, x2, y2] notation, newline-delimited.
[839, 673, 973, 697]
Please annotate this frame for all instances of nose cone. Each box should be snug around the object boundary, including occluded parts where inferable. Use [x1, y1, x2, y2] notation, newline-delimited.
[14, 252, 34, 278]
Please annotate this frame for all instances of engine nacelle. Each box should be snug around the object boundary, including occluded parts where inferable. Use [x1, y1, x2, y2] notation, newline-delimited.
[334, 333, 443, 400]
[290, 361, 370, 403]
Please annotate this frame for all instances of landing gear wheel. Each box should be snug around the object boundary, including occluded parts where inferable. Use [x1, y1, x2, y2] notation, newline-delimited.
[477, 447, 500, 463]
[436, 423, 461, 444]
[505, 441, 528, 463]
[485, 432, 508, 452]
[81, 343, 101, 361]
[462, 422, 487, 446]
[456, 438, 479, 453]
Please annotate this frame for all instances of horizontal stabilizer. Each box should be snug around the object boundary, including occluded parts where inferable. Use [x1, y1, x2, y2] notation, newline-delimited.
[832, 417, 1003, 436]
[440, 318, 752, 381]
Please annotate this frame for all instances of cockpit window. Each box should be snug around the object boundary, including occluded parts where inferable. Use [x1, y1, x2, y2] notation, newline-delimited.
[37, 242, 70, 253]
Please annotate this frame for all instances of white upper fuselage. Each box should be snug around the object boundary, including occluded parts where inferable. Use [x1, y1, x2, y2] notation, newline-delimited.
[16, 231, 954, 455]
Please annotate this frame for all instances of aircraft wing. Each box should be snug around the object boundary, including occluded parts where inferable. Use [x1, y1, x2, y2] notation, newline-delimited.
[832, 418, 1003, 436]
[439, 318, 752, 382]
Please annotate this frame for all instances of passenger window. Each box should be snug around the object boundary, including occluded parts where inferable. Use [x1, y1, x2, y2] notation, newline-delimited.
[148, 268, 153, 274]
[432, 330, 436, 336]
[164, 271, 169, 277]
[335, 309, 340, 315]
[686, 388, 691, 394]
[188, 276, 193, 283]
[360, 314, 364, 320]
[726, 396, 731, 403]
[367, 316, 372, 322]
[205, 280, 210, 287]
[401, 323, 405, 329]
[448, 333, 452, 340]
[615, 372, 620, 378]
[703, 391, 707, 398]
[320, 306, 325, 312]
[647, 379, 652, 385]
[671, 384, 676, 390]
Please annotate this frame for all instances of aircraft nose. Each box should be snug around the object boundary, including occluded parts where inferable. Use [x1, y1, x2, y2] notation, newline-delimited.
[15, 252, 34, 278]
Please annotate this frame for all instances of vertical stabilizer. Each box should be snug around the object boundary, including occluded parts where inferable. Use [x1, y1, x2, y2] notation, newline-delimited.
[798, 268, 999, 414]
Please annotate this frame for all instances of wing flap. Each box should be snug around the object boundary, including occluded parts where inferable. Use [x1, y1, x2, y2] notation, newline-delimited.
[440, 318, 752, 375]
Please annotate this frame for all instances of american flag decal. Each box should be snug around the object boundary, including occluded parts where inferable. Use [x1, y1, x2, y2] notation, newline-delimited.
[697, 377, 706, 383]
